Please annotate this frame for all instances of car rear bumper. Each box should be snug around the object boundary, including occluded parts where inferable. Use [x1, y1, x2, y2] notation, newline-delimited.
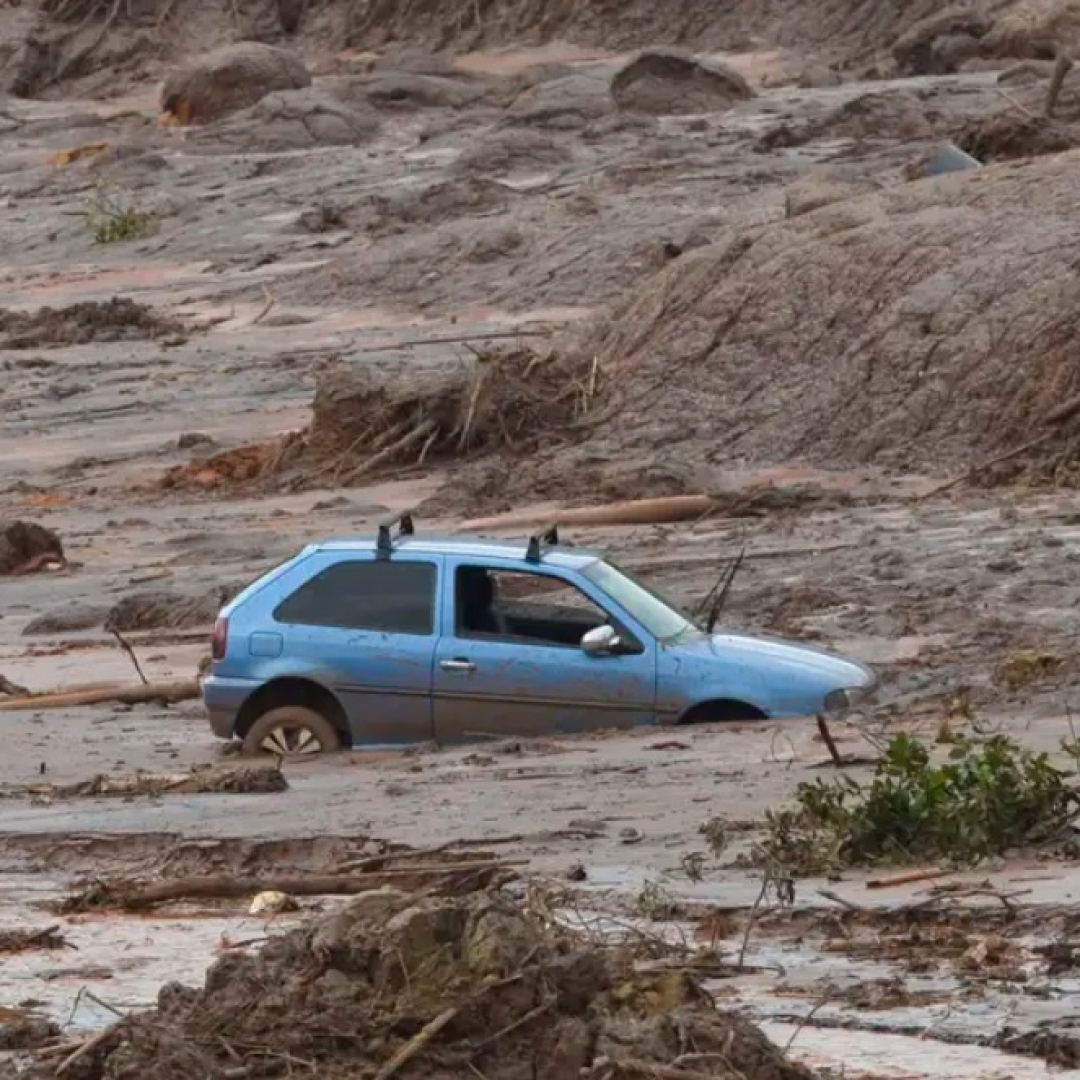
[202, 675, 258, 739]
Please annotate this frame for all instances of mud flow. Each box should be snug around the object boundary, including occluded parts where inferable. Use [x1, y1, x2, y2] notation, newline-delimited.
[4, 0, 1080, 1074]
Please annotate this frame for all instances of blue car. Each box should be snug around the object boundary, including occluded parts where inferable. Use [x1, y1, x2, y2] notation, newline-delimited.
[203, 515, 876, 757]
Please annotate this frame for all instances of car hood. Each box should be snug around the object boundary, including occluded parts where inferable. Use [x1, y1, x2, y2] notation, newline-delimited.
[673, 629, 874, 687]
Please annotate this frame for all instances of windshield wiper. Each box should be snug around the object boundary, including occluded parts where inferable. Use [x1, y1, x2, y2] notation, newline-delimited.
[697, 545, 746, 635]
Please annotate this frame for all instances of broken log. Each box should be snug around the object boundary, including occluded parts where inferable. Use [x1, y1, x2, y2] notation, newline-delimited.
[64, 860, 518, 911]
[461, 494, 716, 532]
[0, 678, 199, 712]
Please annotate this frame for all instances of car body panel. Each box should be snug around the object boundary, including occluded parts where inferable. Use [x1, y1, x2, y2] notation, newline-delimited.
[202, 532, 878, 747]
[431, 554, 657, 740]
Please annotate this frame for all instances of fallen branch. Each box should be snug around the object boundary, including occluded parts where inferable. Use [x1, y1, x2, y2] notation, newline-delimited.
[109, 629, 148, 686]
[866, 867, 950, 890]
[56, 1025, 121, 1077]
[0, 678, 199, 712]
[374, 1006, 459, 1080]
[61, 860, 517, 911]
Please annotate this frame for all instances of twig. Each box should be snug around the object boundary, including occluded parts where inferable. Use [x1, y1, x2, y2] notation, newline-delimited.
[867, 867, 950, 889]
[817, 889, 867, 912]
[56, 1024, 120, 1076]
[1045, 53, 1074, 117]
[373, 1006, 458, 1080]
[252, 286, 276, 325]
[784, 994, 832, 1051]
[915, 431, 1056, 501]
[816, 714, 843, 767]
[471, 999, 553, 1053]
[356, 329, 550, 354]
[737, 869, 773, 968]
[348, 420, 437, 481]
[109, 629, 148, 686]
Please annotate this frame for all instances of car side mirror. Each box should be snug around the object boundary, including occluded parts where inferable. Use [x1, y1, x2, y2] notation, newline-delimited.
[581, 624, 620, 656]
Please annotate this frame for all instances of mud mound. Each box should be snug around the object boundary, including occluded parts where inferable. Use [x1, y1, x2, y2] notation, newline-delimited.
[363, 69, 488, 109]
[0, 297, 182, 348]
[189, 86, 381, 151]
[502, 70, 614, 129]
[303, 343, 591, 482]
[957, 110, 1077, 161]
[161, 42, 311, 124]
[488, 149, 1080, 502]
[611, 48, 752, 115]
[760, 90, 950, 150]
[454, 128, 568, 175]
[104, 585, 241, 633]
[367, 177, 514, 235]
[0, 521, 64, 576]
[12, 890, 811, 1080]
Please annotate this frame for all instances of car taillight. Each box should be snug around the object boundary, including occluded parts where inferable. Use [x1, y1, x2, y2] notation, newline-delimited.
[211, 617, 229, 661]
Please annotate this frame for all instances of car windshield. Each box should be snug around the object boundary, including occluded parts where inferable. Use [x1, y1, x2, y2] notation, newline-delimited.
[582, 559, 699, 643]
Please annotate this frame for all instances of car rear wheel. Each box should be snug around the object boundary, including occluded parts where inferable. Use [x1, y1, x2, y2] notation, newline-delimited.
[242, 706, 342, 758]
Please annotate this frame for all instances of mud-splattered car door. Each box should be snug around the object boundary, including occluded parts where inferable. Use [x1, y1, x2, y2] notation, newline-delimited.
[431, 557, 657, 740]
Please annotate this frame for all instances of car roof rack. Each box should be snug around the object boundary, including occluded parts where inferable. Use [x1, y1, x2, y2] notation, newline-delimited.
[525, 523, 559, 564]
[376, 511, 415, 559]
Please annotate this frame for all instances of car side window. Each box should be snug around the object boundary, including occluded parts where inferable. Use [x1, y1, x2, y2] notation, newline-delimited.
[454, 565, 640, 652]
[273, 560, 437, 635]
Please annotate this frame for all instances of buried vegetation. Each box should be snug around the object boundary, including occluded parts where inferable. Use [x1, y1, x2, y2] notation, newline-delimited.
[757, 732, 1080, 875]
[6, 886, 812, 1080]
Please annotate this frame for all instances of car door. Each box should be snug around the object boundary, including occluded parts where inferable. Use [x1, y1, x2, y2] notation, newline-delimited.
[432, 558, 657, 741]
[270, 552, 440, 747]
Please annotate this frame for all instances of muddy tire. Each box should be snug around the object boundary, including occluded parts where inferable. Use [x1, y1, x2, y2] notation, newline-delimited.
[242, 706, 342, 758]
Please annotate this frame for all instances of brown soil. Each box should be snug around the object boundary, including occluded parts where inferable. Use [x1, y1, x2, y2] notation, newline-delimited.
[3, 889, 812, 1080]
[610, 49, 753, 115]
[0, 298, 183, 349]
[0, 521, 64, 576]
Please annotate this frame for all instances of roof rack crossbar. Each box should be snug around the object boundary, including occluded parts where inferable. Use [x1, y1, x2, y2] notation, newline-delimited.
[376, 511, 416, 559]
[525, 523, 559, 563]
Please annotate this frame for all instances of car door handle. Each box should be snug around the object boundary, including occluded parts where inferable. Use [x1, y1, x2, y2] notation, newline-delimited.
[440, 658, 476, 673]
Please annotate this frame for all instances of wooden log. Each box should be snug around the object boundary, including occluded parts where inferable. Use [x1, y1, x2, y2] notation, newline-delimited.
[460, 494, 716, 532]
[0, 678, 199, 712]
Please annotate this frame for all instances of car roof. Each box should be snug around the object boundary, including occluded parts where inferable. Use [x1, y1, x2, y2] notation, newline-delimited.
[314, 535, 603, 571]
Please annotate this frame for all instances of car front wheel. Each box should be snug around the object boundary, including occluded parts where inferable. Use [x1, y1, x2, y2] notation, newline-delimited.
[242, 705, 342, 758]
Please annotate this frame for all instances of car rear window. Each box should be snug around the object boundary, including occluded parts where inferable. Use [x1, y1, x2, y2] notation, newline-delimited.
[273, 559, 436, 635]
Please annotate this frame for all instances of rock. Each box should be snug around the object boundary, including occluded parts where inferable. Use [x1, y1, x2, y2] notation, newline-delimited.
[160, 42, 312, 124]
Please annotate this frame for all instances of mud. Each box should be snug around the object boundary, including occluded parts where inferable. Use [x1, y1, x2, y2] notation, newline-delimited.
[4, 0, 1080, 1072]
[0, 299, 183, 349]
[1, 888, 811, 1080]
[0, 521, 64, 577]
